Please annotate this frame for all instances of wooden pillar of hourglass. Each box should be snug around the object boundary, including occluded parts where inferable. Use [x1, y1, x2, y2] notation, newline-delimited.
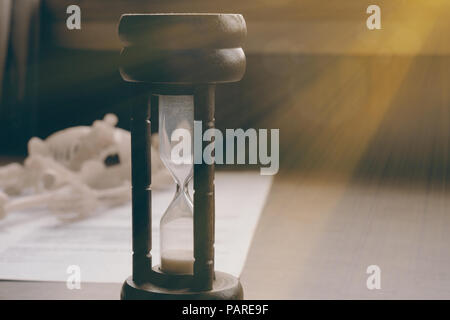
[119, 13, 247, 300]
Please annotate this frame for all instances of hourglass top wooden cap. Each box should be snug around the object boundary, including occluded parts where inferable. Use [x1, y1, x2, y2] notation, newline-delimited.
[118, 13, 246, 84]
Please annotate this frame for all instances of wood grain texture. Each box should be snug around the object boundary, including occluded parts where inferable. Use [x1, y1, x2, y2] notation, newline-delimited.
[44, 0, 450, 54]
[193, 85, 216, 291]
[118, 14, 246, 84]
[118, 13, 246, 49]
[130, 88, 152, 283]
[1, 170, 449, 299]
[0, 280, 121, 300]
[240, 171, 450, 299]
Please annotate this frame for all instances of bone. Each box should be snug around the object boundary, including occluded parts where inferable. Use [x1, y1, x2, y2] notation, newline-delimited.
[0, 191, 55, 218]
[0, 192, 8, 219]
[0, 114, 170, 221]
[0, 182, 131, 220]
[0, 163, 26, 196]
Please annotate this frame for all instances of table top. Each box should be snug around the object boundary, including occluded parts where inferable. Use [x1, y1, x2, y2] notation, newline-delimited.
[1, 170, 449, 299]
[240, 172, 450, 299]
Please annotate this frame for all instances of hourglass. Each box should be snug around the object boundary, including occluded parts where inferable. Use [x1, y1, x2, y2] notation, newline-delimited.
[118, 13, 247, 299]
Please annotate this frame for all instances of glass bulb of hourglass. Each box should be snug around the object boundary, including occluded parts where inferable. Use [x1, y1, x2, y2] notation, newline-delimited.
[159, 95, 194, 275]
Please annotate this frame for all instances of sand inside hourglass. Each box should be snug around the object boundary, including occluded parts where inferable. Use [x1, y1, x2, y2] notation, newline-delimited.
[161, 249, 194, 274]
[158, 95, 195, 275]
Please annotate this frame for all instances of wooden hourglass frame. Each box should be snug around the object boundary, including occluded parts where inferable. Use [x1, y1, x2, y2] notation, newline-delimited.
[119, 13, 247, 300]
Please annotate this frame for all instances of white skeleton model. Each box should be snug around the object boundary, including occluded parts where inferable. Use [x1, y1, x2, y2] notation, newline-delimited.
[0, 114, 171, 220]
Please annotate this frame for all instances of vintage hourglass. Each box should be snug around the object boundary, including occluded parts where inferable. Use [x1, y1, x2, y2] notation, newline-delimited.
[118, 13, 247, 299]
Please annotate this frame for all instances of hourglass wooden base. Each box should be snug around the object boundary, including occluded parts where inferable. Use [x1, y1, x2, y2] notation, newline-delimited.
[121, 271, 243, 300]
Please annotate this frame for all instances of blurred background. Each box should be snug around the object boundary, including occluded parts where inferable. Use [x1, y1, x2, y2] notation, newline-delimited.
[1, 0, 449, 183]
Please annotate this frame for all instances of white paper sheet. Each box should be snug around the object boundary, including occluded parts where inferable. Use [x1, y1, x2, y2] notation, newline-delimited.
[0, 171, 272, 283]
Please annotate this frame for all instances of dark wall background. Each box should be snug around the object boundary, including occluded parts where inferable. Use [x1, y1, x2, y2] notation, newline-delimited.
[1, 0, 449, 184]
[33, 49, 450, 182]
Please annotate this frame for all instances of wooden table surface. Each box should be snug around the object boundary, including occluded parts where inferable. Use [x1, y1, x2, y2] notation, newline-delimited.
[240, 172, 450, 299]
[1, 169, 449, 299]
